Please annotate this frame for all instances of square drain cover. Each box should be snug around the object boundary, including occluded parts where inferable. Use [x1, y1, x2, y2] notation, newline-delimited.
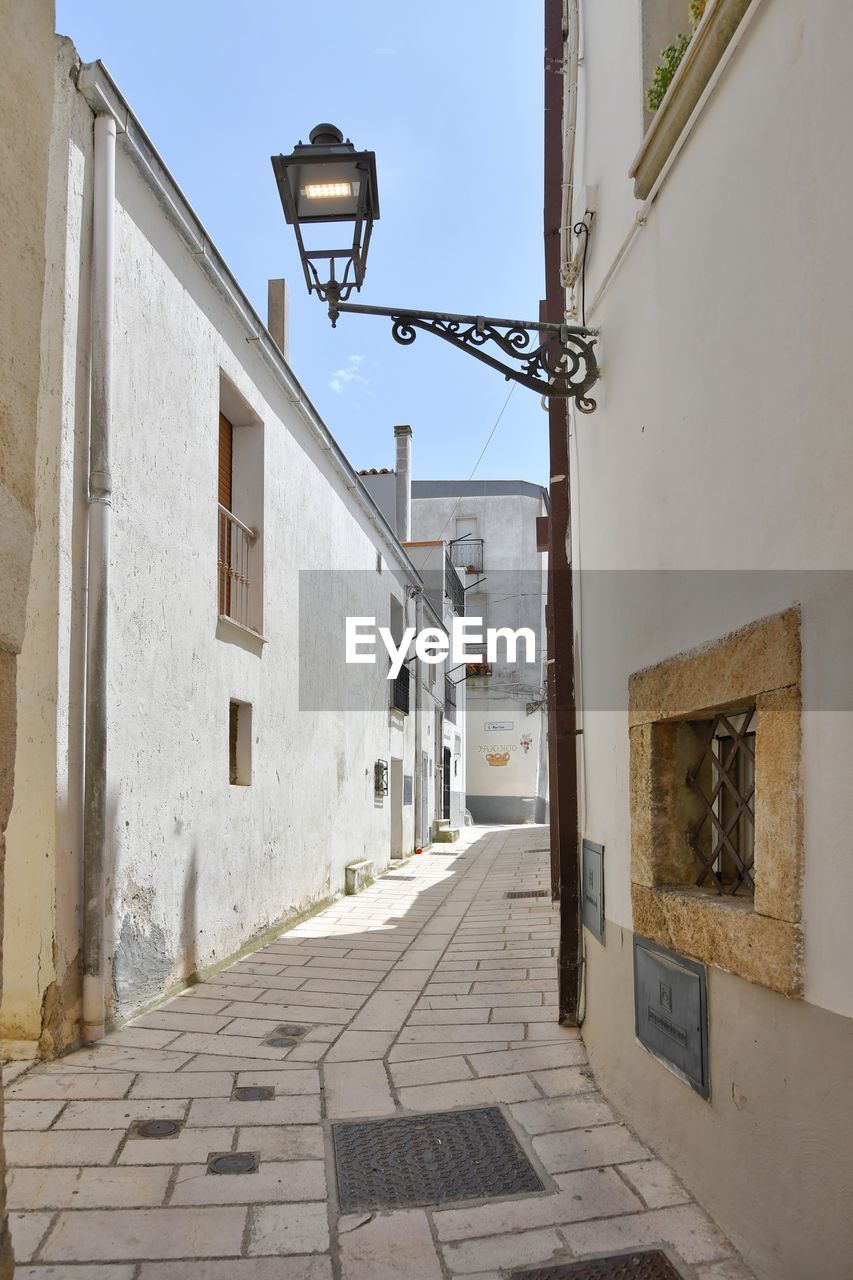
[506, 889, 550, 899]
[512, 1250, 685, 1279]
[333, 1105, 543, 1212]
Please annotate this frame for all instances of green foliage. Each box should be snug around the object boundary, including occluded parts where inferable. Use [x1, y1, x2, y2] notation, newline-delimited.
[645, 0, 708, 114]
[646, 32, 691, 112]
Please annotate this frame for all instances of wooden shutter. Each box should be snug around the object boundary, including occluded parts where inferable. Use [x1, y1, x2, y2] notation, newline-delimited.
[218, 414, 234, 615]
[218, 413, 233, 510]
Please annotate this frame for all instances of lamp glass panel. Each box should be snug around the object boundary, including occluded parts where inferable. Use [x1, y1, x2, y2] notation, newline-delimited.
[291, 157, 364, 222]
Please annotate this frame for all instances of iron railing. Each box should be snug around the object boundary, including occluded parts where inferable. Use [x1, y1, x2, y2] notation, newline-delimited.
[392, 663, 410, 714]
[218, 504, 257, 630]
[686, 707, 756, 895]
[450, 538, 484, 574]
[445, 553, 466, 617]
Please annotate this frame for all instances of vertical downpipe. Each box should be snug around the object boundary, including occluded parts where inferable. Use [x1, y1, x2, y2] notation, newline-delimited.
[413, 589, 424, 847]
[82, 113, 115, 1043]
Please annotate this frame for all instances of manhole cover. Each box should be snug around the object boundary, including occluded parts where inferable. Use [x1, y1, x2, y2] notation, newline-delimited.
[506, 889, 550, 899]
[511, 1250, 685, 1279]
[264, 1022, 308, 1047]
[207, 1151, 259, 1175]
[233, 1085, 275, 1101]
[132, 1119, 182, 1139]
[333, 1105, 543, 1212]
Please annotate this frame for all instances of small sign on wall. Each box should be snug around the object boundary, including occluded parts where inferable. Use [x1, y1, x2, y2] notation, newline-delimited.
[634, 935, 709, 1099]
[484, 720, 514, 732]
[403, 775, 413, 805]
[581, 840, 604, 943]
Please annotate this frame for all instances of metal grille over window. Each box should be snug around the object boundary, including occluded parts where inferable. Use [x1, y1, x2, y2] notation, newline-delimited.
[444, 551, 465, 616]
[392, 663, 410, 714]
[449, 537, 484, 573]
[445, 675, 457, 720]
[218, 506, 257, 629]
[686, 707, 756, 895]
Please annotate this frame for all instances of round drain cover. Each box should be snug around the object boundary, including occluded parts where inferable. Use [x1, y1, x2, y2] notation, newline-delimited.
[233, 1086, 275, 1101]
[208, 1151, 258, 1175]
[275, 1024, 307, 1038]
[135, 1119, 181, 1139]
[265, 1035, 298, 1048]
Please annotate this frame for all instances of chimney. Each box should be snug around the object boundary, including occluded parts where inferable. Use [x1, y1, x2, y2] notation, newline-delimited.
[267, 278, 290, 361]
[394, 425, 412, 542]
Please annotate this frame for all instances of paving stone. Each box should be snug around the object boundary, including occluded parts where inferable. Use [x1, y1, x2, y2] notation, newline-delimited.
[257, 989, 367, 1010]
[510, 1094, 615, 1136]
[7, 1073, 135, 1101]
[468, 1046, 586, 1078]
[237, 1125, 325, 1161]
[170, 1160, 326, 1204]
[7, 1165, 172, 1210]
[183, 982, 271, 1000]
[102, 1028, 183, 1051]
[9, 1211, 54, 1261]
[388, 1041, 511, 1063]
[248, 1202, 330, 1255]
[347, 990, 421, 1031]
[379, 969, 436, 991]
[129, 1071, 234, 1098]
[396, 1074, 540, 1111]
[163, 1033, 294, 1060]
[339, 1208, 443, 1279]
[406, 1008, 490, 1025]
[531, 1067, 596, 1096]
[389, 1056, 474, 1087]
[183, 1054, 307, 1072]
[324, 1031, 396, 1062]
[38, 1047, 192, 1073]
[16, 1265, 136, 1279]
[135, 1011, 233, 1034]
[5, 1100, 66, 1130]
[398, 1023, 522, 1043]
[137, 1260, 332, 1279]
[533, 1123, 650, 1173]
[434, 1168, 642, 1241]
[222, 1003, 350, 1026]
[118, 1126, 234, 1165]
[300, 978, 378, 995]
[186, 1096, 319, 1126]
[440, 1227, 564, 1274]
[54, 1099, 190, 1130]
[617, 1159, 692, 1208]
[162, 996, 231, 1014]
[324, 1060, 394, 1118]
[235, 1069, 320, 1095]
[562, 1203, 735, 1266]
[693, 1261, 756, 1280]
[40, 1207, 247, 1262]
[5, 1130, 122, 1167]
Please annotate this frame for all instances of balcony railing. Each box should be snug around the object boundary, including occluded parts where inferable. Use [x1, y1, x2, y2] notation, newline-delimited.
[445, 552, 466, 618]
[450, 537, 484, 574]
[218, 504, 257, 630]
[392, 663, 410, 714]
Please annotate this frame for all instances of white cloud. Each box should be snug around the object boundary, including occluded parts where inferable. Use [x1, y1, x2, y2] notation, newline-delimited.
[330, 354, 368, 395]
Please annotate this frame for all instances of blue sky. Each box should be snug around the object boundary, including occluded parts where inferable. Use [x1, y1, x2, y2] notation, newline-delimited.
[56, 2, 548, 485]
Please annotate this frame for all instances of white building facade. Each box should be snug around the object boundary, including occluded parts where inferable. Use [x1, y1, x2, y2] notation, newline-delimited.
[1, 46, 448, 1056]
[559, 3, 853, 1278]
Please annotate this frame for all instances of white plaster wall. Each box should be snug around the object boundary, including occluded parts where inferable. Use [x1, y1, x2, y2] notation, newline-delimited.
[572, 0, 853, 1019]
[3, 45, 425, 1037]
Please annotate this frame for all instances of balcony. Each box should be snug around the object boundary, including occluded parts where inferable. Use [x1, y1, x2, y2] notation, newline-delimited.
[218, 505, 258, 630]
[466, 659, 491, 679]
[450, 538, 484, 574]
[392, 663, 410, 714]
[444, 552, 466, 617]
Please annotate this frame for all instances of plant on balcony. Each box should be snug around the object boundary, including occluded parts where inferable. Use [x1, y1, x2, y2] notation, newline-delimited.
[646, 0, 708, 113]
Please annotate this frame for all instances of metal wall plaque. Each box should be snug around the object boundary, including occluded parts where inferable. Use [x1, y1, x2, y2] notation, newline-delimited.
[581, 839, 605, 943]
[403, 774, 413, 805]
[634, 935, 709, 1099]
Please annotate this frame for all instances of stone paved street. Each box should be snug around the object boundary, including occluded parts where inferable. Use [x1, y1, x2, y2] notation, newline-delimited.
[4, 827, 753, 1278]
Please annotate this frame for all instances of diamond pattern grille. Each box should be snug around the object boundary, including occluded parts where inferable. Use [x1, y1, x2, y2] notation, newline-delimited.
[686, 707, 756, 895]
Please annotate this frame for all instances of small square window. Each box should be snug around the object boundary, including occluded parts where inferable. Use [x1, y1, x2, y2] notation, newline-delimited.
[229, 700, 252, 785]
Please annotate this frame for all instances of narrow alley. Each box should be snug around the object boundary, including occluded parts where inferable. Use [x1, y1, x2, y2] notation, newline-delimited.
[4, 828, 750, 1279]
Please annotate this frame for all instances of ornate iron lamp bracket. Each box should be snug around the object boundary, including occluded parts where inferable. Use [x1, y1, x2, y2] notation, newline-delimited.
[327, 295, 599, 409]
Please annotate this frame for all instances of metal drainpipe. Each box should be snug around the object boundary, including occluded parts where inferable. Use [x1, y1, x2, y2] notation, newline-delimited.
[82, 112, 115, 1043]
[412, 589, 424, 848]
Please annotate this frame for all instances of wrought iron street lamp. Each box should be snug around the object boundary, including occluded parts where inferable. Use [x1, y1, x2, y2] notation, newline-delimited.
[272, 125, 599, 409]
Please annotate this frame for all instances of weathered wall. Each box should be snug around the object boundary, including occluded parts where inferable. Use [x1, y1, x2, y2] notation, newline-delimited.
[570, 0, 853, 1275]
[2, 42, 424, 1048]
[0, 0, 57, 1270]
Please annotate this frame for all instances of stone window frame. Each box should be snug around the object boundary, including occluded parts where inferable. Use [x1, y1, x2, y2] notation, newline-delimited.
[629, 607, 803, 997]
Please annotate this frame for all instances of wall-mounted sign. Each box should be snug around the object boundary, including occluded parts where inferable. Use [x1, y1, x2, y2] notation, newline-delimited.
[484, 720, 514, 732]
[581, 840, 604, 943]
[634, 935, 709, 1099]
[403, 775, 413, 805]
